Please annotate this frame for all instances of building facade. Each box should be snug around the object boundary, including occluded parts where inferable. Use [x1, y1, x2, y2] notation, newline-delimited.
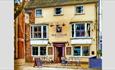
[25, 0, 99, 63]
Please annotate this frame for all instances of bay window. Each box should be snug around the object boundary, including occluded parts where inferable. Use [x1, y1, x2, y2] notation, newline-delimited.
[32, 47, 38, 55]
[31, 25, 48, 39]
[71, 23, 90, 38]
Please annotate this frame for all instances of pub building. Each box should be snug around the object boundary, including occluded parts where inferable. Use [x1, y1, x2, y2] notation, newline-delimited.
[24, 0, 99, 63]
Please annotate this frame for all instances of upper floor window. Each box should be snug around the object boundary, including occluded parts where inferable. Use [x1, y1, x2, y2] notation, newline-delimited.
[72, 23, 90, 38]
[35, 8, 42, 17]
[55, 7, 63, 15]
[76, 5, 84, 14]
[31, 25, 48, 39]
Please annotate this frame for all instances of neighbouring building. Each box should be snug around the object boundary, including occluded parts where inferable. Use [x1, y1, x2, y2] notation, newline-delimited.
[24, 0, 99, 63]
[14, 0, 30, 65]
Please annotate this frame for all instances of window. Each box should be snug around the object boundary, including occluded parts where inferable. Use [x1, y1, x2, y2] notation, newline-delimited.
[36, 9, 42, 17]
[74, 46, 81, 56]
[76, 6, 84, 14]
[40, 47, 46, 55]
[55, 7, 62, 15]
[48, 47, 53, 55]
[66, 47, 71, 55]
[82, 46, 89, 56]
[73, 46, 90, 56]
[32, 47, 38, 55]
[71, 23, 90, 37]
[31, 25, 48, 38]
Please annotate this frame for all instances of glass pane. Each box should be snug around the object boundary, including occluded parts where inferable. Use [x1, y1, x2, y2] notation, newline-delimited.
[55, 8, 62, 14]
[32, 47, 38, 55]
[81, 24, 84, 30]
[82, 46, 89, 56]
[72, 24, 74, 37]
[43, 26, 47, 38]
[76, 24, 80, 30]
[74, 47, 81, 56]
[76, 31, 80, 37]
[36, 10, 42, 16]
[76, 6, 83, 13]
[40, 47, 46, 55]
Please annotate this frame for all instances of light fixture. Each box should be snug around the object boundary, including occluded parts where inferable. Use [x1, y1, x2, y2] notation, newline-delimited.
[62, 23, 65, 26]
[66, 41, 69, 46]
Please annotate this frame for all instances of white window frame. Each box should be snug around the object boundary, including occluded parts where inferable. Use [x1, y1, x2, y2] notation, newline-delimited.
[73, 46, 90, 57]
[75, 5, 84, 14]
[54, 7, 63, 15]
[31, 25, 48, 39]
[31, 46, 39, 56]
[71, 23, 90, 38]
[31, 46, 47, 56]
[35, 8, 42, 17]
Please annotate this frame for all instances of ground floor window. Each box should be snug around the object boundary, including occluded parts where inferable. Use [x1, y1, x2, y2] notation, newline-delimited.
[66, 47, 71, 55]
[48, 47, 53, 55]
[32, 47, 38, 55]
[32, 46, 46, 56]
[40, 47, 46, 55]
[82, 46, 90, 56]
[73, 46, 90, 56]
[74, 46, 81, 56]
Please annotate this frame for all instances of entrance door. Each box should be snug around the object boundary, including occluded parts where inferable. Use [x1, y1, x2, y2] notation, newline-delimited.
[53, 43, 65, 63]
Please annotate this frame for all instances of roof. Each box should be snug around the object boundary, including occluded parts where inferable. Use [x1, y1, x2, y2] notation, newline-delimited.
[25, 0, 98, 9]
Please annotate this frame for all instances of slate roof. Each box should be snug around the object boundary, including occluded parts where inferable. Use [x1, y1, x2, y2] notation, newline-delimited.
[25, 0, 98, 9]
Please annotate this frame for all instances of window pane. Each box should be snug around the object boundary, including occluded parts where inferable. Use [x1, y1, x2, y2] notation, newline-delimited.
[75, 24, 85, 37]
[36, 9, 42, 16]
[87, 24, 90, 37]
[40, 47, 46, 55]
[74, 47, 81, 56]
[72, 24, 74, 37]
[31, 26, 32, 38]
[43, 26, 47, 38]
[33, 26, 41, 38]
[76, 6, 83, 13]
[32, 47, 38, 55]
[55, 8, 62, 14]
[82, 46, 89, 56]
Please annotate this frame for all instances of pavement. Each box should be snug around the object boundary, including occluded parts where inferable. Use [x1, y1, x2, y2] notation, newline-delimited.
[15, 63, 102, 70]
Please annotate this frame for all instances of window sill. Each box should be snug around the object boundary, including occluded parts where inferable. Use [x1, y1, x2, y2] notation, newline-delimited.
[75, 13, 85, 15]
[71, 37, 92, 39]
[54, 14, 64, 16]
[35, 16, 43, 18]
[31, 38, 49, 40]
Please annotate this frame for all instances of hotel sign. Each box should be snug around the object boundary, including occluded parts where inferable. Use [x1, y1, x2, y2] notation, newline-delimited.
[51, 34, 67, 37]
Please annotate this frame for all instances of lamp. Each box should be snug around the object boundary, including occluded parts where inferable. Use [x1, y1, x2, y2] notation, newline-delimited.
[66, 41, 69, 46]
[48, 41, 51, 46]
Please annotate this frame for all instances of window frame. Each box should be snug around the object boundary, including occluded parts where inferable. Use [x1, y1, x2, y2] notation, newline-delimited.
[75, 5, 84, 14]
[35, 8, 42, 17]
[32, 46, 39, 56]
[31, 25, 48, 39]
[73, 45, 90, 56]
[71, 23, 90, 38]
[54, 7, 63, 16]
[31, 46, 47, 56]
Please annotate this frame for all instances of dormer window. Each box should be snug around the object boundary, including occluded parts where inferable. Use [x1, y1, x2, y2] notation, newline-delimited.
[55, 7, 63, 15]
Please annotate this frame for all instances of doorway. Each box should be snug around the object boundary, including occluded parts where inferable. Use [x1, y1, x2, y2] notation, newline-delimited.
[53, 43, 65, 63]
